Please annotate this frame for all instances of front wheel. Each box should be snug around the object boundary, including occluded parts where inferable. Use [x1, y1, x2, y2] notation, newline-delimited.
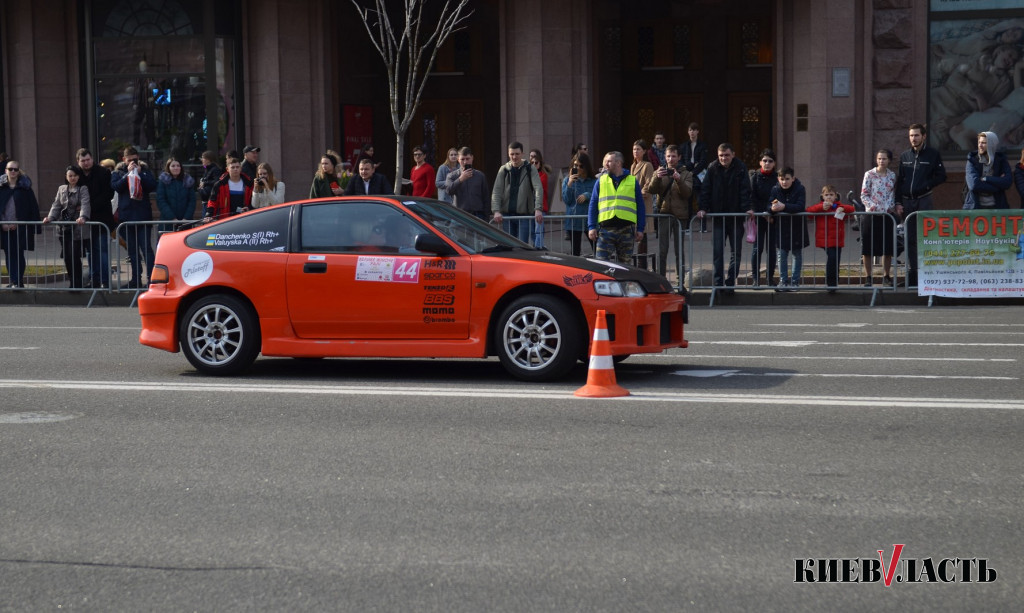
[179, 294, 260, 375]
[494, 295, 583, 381]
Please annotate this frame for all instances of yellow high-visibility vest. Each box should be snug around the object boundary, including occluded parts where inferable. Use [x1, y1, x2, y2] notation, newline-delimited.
[597, 174, 638, 224]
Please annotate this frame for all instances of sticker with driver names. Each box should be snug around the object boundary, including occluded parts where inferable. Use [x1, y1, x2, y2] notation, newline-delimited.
[355, 256, 421, 283]
[181, 251, 214, 286]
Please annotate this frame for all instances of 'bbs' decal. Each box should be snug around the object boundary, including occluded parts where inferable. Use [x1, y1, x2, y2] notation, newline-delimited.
[424, 294, 455, 306]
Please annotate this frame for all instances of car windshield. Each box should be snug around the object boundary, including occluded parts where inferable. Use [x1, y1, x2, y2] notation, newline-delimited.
[403, 200, 533, 254]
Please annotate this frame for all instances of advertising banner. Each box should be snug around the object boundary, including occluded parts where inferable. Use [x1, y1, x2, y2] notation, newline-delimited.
[917, 210, 1024, 297]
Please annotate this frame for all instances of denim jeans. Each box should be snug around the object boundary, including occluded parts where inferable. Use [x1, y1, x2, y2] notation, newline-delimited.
[778, 248, 803, 285]
[119, 223, 155, 287]
[532, 220, 545, 249]
[711, 216, 743, 287]
[87, 225, 111, 287]
[504, 217, 532, 244]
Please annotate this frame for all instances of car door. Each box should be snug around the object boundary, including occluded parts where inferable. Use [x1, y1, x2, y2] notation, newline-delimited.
[285, 200, 471, 339]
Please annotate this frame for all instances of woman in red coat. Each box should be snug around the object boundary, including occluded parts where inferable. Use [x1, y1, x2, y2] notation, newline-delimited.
[806, 184, 854, 291]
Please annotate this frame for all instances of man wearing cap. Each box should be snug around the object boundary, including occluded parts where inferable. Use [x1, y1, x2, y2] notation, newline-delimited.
[241, 146, 260, 181]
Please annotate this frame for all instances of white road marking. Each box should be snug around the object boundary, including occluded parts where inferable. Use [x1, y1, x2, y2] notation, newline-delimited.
[0, 379, 1021, 411]
[0, 326, 139, 330]
[0, 347, 39, 350]
[694, 340, 1024, 347]
[671, 370, 1015, 381]
[651, 354, 1014, 362]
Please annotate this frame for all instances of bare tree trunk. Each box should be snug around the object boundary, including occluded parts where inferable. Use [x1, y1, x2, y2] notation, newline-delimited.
[351, 0, 474, 197]
[393, 131, 405, 194]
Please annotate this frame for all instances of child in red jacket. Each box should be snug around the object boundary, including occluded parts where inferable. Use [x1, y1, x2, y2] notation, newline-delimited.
[806, 185, 855, 291]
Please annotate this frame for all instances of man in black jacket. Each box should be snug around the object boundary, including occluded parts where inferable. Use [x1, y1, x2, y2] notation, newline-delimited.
[697, 143, 752, 292]
[895, 123, 946, 286]
[76, 148, 115, 288]
[344, 158, 391, 195]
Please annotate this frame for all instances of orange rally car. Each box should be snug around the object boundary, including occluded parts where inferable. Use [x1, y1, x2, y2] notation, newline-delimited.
[139, 196, 688, 381]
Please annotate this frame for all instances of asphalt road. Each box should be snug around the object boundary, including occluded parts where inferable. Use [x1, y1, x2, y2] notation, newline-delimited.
[1, 305, 1022, 611]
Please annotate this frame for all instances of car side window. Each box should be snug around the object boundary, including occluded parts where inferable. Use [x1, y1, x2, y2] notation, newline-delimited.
[185, 206, 290, 251]
[300, 201, 428, 254]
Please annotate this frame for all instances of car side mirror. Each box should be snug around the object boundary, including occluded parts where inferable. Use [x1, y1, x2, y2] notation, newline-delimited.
[413, 233, 457, 256]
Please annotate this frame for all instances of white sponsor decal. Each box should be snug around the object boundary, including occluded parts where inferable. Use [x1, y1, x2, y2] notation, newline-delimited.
[181, 252, 214, 286]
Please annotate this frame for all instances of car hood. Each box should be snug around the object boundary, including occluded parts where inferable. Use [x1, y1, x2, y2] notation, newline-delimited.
[480, 249, 676, 294]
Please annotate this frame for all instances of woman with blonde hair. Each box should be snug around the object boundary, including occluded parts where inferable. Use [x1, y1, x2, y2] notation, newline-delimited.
[251, 162, 286, 207]
[436, 147, 460, 203]
[310, 150, 344, 198]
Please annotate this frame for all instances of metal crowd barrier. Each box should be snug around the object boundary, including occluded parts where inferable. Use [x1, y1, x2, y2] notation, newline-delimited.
[684, 211, 902, 306]
[499, 213, 688, 293]
[0, 219, 200, 307]
[7, 210, 921, 308]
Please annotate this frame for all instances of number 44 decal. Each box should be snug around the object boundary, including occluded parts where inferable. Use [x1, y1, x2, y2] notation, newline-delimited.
[393, 258, 421, 283]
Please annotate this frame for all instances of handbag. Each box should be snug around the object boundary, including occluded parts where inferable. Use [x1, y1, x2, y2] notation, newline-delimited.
[744, 216, 757, 243]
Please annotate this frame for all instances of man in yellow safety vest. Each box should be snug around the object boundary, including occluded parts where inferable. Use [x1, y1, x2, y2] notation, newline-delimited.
[587, 151, 646, 264]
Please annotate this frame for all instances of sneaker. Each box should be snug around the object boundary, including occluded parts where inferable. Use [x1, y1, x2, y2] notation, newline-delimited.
[776, 281, 789, 292]
[883, 275, 893, 286]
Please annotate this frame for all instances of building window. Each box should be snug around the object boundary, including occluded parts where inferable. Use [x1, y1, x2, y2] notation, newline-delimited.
[928, 7, 1024, 156]
[741, 105, 761, 166]
[86, 0, 240, 176]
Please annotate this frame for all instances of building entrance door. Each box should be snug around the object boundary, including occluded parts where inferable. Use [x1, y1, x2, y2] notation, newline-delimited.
[624, 95, 704, 147]
[408, 99, 486, 174]
[728, 93, 772, 171]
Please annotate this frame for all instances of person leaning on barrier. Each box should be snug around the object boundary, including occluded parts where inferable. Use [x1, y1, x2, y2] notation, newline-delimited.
[43, 165, 91, 288]
[769, 166, 808, 291]
[697, 143, 751, 292]
[645, 144, 692, 284]
[0, 161, 41, 288]
[749, 149, 779, 287]
[806, 184, 855, 293]
[491, 141, 544, 243]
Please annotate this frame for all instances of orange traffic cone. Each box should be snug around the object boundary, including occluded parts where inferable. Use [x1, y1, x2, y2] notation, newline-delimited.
[574, 309, 630, 398]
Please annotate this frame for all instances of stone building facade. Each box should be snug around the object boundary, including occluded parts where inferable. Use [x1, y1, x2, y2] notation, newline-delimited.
[2, 0, 1022, 209]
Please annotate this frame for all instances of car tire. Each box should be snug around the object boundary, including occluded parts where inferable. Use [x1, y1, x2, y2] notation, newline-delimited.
[179, 294, 260, 375]
[495, 295, 583, 381]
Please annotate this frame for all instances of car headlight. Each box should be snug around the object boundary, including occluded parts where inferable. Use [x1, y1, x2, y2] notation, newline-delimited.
[593, 280, 647, 297]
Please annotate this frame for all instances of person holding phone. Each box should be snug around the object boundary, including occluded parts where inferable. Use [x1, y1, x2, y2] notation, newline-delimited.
[110, 146, 157, 288]
[562, 152, 597, 256]
[445, 147, 490, 220]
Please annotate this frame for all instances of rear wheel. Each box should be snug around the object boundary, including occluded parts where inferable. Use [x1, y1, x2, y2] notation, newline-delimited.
[495, 295, 583, 381]
[179, 295, 260, 375]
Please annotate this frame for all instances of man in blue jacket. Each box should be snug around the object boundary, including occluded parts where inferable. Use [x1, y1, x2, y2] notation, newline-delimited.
[110, 146, 157, 289]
